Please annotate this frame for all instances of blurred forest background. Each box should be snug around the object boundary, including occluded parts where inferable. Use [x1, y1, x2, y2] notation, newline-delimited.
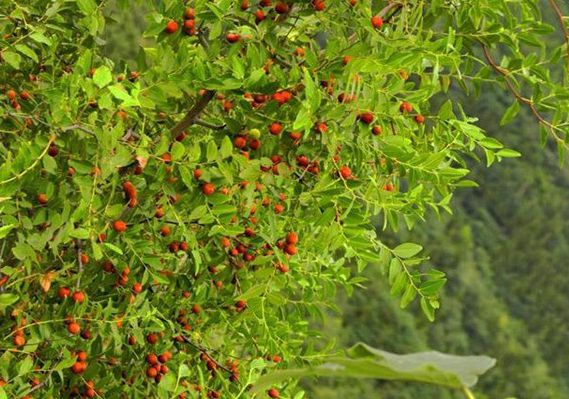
[103, 2, 569, 398]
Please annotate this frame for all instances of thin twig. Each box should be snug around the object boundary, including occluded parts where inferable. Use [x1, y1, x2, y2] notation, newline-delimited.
[0, 134, 56, 185]
[75, 239, 84, 289]
[548, 0, 569, 74]
[195, 119, 226, 130]
[481, 43, 568, 148]
[62, 124, 96, 135]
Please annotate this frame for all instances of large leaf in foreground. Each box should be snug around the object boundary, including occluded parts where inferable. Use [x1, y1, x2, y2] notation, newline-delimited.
[252, 343, 495, 393]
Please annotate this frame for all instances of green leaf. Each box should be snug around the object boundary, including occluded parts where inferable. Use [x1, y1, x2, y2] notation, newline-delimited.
[29, 32, 52, 46]
[496, 148, 521, 158]
[0, 224, 15, 239]
[103, 242, 124, 255]
[393, 243, 423, 259]
[77, 0, 97, 14]
[0, 293, 19, 310]
[70, 228, 90, 239]
[207, 141, 218, 162]
[3, 51, 21, 69]
[15, 44, 38, 62]
[303, 68, 321, 112]
[171, 142, 185, 161]
[500, 101, 520, 126]
[18, 356, 33, 376]
[93, 66, 113, 88]
[252, 343, 496, 393]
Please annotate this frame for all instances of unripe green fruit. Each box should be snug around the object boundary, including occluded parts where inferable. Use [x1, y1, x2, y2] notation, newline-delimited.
[249, 128, 261, 138]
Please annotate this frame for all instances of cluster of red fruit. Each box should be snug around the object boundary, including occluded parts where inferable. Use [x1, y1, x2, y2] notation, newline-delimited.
[243, 90, 294, 109]
[296, 154, 321, 175]
[164, 8, 197, 36]
[276, 232, 299, 256]
[71, 350, 89, 375]
[5, 88, 31, 111]
[122, 181, 138, 207]
[400, 101, 425, 124]
[145, 351, 172, 383]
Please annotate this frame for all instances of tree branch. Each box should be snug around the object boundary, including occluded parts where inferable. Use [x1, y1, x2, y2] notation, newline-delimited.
[170, 90, 217, 139]
[548, 0, 569, 74]
[195, 119, 226, 130]
[480, 43, 568, 148]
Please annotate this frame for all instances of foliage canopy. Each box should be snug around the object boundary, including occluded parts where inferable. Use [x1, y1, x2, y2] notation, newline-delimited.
[0, 0, 567, 398]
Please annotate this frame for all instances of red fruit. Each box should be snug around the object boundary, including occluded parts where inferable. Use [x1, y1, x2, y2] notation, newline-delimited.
[184, 8, 195, 19]
[226, 33, 241, 43]
[371, 15, 383, 29]
[58, 286, 71, 298]
[37, 193, 48, 205]
[71, 362, 87, 374]
[77, 351, 88, 361]
[160, 153, 172, 164]
[314, 122, 328, 133]
[221, 237, 231, 248]
[80, 253, 89, 265]
[123, 181, 137, 202]
[6, 89, 16, 100]
[67, 322, 81, 335]
[284, 244, 297, 255]
[133, 282, 143, 294]
[235, 300, 247, 309]
[113, 220, 127, 233]
[260, 0, 272, 6]
[275, 2, 289, 13]
[255, 9, 266, 23]
[159, 351, 172, 363]
[269, 122, 283, 135]
[48, 145, 59, 157]
[357, 112, 374, 124]
[296, 155, 309, 167]
[160, 364, 169, 374]
[192, 304, 201, 314]
[183, 19, 195, 30]
[415, 114, 425, 124]
[240, 0, 250, 10]
[384, 183, 395, 192]
[339, 165, 352, 180]
[312, 0, 325, 11]
[289, 131, 302, 141]
[147, 366, 158, 378]
[286, 232, 298, 245]
[165, 20, 178, 34]
[155, 207, 165, 219]
[372, 125, 382, 136]
[249, 138, 261, 150]
[147, 333, 158, 344]
[72, 291, 85, 303]
[20, 91, 31, 101]
[268, 388, 280, 398]
[180, 241, 189, 251]
[169, 242, 180, 253]
[13, 335, 26, 347]
[147, 353, 159, 365]
[274, 204, 284, 214]
[160, 225, 171, 237]
[234, 136, 247, 149]
[202, 183, 215, 196]
[400, 101, 413, 113]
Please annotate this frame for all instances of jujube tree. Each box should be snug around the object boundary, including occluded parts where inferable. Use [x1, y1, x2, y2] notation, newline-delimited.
[0, 0, 568, 398]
